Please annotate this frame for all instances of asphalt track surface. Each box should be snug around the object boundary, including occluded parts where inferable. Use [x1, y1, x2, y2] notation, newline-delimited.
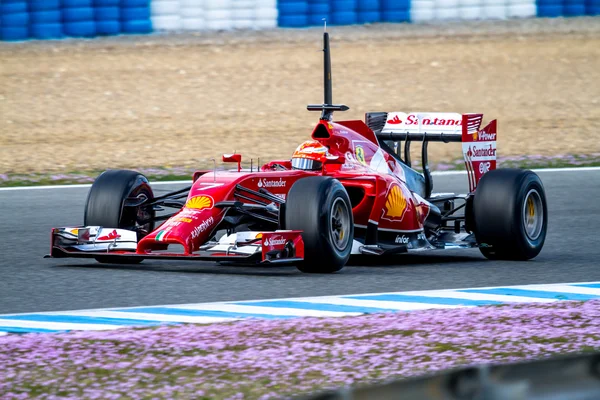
[1, 169, 599, 314]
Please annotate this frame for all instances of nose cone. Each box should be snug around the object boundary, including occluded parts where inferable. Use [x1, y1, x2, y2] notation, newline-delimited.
[137, 207, 220, 255]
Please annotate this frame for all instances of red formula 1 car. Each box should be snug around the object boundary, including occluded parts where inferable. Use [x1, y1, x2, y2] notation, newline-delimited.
[47, 31, 548, 273]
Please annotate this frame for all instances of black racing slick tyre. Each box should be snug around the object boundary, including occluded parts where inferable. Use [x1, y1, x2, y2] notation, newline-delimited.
[285, 176, 353, 273]
[473, 168, 548, 260]
[84, 169, 155, 264]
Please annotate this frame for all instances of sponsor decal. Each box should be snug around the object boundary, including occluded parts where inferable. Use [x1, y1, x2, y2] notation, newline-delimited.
[387, 115, 403, 124]
[384, 186, 408, 221]
[178, 208, 203, 219]
[406, 114, 461, 126]
[395, 235, 409, 244]
[467, 144, 497, 159]
[69, 228, 79, 235]
[355, 145, 367, 165]
[274, 193, 286, 201]
[264, 236, 287, 247]
[175, 217, 193, 223]
[417, 232, 427, 241]
[185, 195, 214, 210]
[191, 216, 215, 239]
[473, 130, 497, 141]
[257, 178, 286, 188]
[97, 229, 120, 241]
[155, 230, 167, 242]
[479, 161, 491, 174]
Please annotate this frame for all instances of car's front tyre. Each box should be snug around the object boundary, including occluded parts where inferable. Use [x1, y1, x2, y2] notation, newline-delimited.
[285, 176, 353, 273]
[84, 169, 154, 264]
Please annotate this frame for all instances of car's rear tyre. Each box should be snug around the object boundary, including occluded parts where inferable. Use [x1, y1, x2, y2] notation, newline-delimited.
[473, 168, 547, 260]
[84, 169, 155, 264]
[285, 176, 353, 273]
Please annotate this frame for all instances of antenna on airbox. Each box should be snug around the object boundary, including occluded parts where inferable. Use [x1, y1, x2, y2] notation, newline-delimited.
[306, 21, 349, 121]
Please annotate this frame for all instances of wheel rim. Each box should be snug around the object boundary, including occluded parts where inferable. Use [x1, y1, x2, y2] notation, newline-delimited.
[522, 189, 544, 242]
[330, 197, 351, 252]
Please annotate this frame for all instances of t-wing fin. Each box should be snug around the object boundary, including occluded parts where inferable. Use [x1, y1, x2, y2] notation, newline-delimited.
[307, 30, 349, 120]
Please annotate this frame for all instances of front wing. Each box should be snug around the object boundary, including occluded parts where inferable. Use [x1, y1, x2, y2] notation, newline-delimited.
[46, 227, 304, 265]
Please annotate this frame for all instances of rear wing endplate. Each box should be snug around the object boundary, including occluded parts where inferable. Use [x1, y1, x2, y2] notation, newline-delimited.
[366, 112, 498, 193]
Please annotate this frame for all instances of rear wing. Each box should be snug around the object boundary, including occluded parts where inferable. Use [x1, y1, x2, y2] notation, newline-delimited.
[366, 112, 497, 192]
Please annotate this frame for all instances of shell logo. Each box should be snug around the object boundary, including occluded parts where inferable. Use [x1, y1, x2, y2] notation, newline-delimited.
[185, 195, 214, 210]
[385, 186, 407, 220]
[473, 131, 478, 141]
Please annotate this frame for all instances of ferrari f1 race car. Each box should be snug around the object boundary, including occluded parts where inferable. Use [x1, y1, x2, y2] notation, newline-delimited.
[47, 31, 548, 273]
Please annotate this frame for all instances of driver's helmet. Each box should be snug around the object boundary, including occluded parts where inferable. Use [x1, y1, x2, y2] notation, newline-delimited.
[291, 140, 328, 171]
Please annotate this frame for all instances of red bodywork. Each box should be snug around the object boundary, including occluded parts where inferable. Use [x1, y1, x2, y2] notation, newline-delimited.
[48, 114, 497, 263]
[137, 119, 442, 256]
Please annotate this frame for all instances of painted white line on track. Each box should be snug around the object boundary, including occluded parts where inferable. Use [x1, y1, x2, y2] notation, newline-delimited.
[431, 166, 600, 176]
[0, 320, 120, 331]
[167, 303, 357, 317]
[44, 310, 234, 324]
[1, 166, 599, 192]
[0, 180, 190, 192]
[227, 280, 600, 306]
[286, 296, 459, 311]
[395, 290, 556, 303]
[509, 284, 600, 296]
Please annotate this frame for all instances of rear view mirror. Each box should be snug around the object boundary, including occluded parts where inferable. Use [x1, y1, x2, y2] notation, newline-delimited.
[223, 154, 242, 172]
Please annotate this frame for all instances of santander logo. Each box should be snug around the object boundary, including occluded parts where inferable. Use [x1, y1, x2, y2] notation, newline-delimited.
[386, 115, 403, 124]
[258, 178, 286, 188]
[387, 114, 461, 127]
[405, 115, 461, 126]
[264, 236, 287, 247]
[97, 230, 120, 241]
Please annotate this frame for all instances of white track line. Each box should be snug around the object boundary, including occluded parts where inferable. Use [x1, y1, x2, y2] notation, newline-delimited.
[1, 166, 598, 192]
[394, 290, 556, 303]
[283, 296, 459, 310]
[508, 284, 600, 296]
[431, 166, 600, 176]
[166, 303, 358, 317]
[44, 310, 235, 324]
[0, 320, 120, 331]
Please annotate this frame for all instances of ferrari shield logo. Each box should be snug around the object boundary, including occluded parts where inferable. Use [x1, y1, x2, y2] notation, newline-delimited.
[355, 145, 367, 165]
[383, 186, 408, 221]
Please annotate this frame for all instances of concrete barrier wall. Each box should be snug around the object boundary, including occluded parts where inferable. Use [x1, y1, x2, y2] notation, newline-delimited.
[1, 0, 598, 41]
